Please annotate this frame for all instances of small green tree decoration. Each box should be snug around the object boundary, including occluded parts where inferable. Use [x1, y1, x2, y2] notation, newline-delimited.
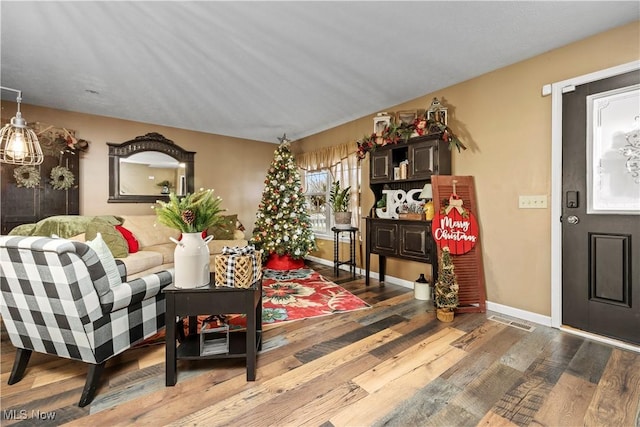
[435, 246, 459, 319]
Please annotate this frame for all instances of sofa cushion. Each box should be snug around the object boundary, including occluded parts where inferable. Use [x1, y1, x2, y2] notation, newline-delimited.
[117, 250, 163, 276]
[144, 243, 175, 264]
[120, 215, 180, 248]
[208, 214, 237, 240]
[86, 232, 123, 288]
[86, 218, 129, 258]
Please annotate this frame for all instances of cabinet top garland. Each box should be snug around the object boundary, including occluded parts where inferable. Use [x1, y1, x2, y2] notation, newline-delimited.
[356, 114, 467, 160]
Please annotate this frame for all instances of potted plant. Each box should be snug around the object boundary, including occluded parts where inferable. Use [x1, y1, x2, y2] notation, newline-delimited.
[329, 180, 352, 229]
[434, 246, 459, 322]
[154, 189, 225, 288]
[157, 180, 173, 195]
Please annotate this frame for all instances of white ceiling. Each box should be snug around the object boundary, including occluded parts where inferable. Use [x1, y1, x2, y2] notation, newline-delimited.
[1, 1, 638, 143]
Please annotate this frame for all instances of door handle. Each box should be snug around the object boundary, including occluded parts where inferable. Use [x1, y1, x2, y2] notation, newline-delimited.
[567, 215, 579, 224]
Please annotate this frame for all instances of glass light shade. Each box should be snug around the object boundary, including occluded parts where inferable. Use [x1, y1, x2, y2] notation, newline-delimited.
[0, 114, 43, 165]
[419, 183, 433, 199]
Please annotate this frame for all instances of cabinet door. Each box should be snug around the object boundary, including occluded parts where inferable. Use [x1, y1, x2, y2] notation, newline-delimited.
[408, 140, 436, 179]
[40, 153, 80, 218]
[1, 164, 40, 234]
[370, 150, 391, 182]
[371, 221, 397, 255]
[399, 223, 431, 261]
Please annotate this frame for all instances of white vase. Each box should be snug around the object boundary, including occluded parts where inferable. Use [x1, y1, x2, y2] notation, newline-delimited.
[170, 233, 214, 289]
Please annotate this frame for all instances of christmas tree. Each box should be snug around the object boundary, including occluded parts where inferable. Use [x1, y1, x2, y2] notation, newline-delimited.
[250, 136, 317, 262]
[434, 246, 459, 312]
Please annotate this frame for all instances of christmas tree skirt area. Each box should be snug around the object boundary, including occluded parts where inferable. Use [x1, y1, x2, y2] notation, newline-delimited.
[134, 267, 370, 347]
[264, 253, 305, 270]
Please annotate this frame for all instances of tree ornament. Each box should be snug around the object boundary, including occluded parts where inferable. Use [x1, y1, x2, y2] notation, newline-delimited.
[432, 194, 479, 255]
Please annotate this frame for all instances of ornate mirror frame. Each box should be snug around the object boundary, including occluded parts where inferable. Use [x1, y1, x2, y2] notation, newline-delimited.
[108, 132, 195, 203]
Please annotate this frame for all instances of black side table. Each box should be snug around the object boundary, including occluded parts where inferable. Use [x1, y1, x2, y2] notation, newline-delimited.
[163, 273, 262, 386]
[331, 226, 358, 279]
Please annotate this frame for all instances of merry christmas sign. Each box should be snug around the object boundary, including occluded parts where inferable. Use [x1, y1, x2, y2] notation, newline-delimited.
[432, 195, 479, 255]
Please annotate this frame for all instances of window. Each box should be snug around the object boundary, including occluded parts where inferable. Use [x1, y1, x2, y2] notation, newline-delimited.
[304, 170, 331, 236]
[297, 142, 361, 239]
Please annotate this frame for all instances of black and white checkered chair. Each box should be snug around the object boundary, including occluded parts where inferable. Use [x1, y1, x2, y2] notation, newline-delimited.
[0, 236, 174, 407]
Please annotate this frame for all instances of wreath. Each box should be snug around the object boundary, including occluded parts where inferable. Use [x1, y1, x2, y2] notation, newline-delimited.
[50, 166, 75, 190]
[13, 166, 41, 189]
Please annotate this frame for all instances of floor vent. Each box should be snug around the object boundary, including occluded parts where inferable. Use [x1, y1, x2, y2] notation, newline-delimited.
[488, 315, 536, 332]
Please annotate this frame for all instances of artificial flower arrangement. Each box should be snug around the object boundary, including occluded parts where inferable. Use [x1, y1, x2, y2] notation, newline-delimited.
[400, 201, 425, 214]
[356, 115, 467, 160]
[153, 188, 225, 233]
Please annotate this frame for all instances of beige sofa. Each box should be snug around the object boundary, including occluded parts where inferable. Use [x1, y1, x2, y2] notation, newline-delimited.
[115, 215, 247, 280]
[7, 214, 248, 281]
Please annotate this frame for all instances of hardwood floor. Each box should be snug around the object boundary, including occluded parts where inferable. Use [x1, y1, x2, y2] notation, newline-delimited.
[1, 261, 639, 426]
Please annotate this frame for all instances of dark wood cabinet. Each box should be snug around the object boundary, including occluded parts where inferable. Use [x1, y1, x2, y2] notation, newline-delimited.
[365, 133, 450, 285]
[1, 153, 80, 234]
[371, 150, 392, 182]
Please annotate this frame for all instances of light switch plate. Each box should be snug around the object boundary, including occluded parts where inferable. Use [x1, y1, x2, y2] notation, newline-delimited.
[519, 195, 547, 209]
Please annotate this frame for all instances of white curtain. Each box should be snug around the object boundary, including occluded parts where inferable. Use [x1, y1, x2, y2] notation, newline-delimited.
[296, 142, 361, 230]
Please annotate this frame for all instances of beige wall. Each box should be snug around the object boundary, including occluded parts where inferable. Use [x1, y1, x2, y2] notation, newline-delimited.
[297, 21, 640, 316]
[2, 22, 637, 316]
[0, 105, 277, 237]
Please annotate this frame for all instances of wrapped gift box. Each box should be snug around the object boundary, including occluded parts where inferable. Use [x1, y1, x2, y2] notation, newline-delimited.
[214, 246, 262, 288]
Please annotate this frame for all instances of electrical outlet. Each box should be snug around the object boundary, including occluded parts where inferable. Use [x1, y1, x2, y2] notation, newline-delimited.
[518, 195, 547, 209]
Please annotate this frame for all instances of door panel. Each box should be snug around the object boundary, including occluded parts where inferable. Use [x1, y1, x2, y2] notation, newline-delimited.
[562, 70, 640, 345]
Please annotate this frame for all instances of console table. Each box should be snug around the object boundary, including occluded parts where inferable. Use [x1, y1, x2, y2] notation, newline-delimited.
[163, 274, 262, 386]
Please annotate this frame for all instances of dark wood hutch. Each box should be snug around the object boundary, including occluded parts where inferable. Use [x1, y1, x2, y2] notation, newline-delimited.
[365, 133, 451, 285]
[1, 152, 79, 235]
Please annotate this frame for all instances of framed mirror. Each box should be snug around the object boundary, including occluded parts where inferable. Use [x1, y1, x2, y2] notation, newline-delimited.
[108, 133, 195, 203]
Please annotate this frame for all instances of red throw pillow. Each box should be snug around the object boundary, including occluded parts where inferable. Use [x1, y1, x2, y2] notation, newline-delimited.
[115, 225, 139, 253]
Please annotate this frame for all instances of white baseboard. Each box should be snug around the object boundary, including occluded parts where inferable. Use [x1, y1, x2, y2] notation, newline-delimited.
[305, 256, 413, 289]
[485, 301, 552, 327]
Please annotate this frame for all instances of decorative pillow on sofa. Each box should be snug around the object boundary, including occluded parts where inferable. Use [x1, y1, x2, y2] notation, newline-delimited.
[86, 232, 123, 288]
[207, 214, 237, 240]
[30, 215, 95, 239]
[85, 218, 129, 258]
[115, 225, 139, 253]
[8, 223, 36, 236]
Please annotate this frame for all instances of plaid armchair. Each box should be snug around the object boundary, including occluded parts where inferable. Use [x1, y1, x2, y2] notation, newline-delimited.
[0, 236, 174, 407]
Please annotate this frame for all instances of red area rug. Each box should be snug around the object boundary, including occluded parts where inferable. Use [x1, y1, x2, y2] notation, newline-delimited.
[135, 268, 370, 346]
[222, 267, 370, 330]
[257, 267, 370, 325]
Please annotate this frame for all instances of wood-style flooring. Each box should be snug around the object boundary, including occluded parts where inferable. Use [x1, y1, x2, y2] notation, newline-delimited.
[1, 261, 639, 426]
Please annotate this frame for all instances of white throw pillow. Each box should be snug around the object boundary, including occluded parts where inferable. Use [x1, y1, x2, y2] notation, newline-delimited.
[87, 232, 122, 288]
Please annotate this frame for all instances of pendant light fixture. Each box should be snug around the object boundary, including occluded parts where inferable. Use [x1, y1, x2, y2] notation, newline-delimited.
[0, 86, 43, 165]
